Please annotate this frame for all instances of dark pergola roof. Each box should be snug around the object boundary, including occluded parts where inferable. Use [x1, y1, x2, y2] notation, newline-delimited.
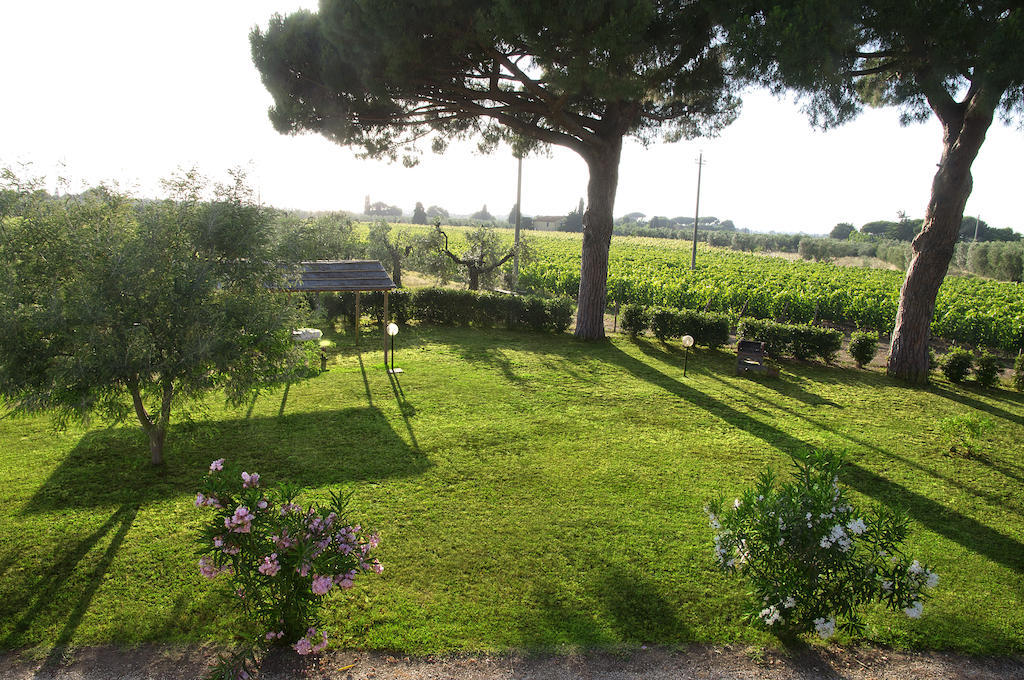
[282, 260, 396, 292]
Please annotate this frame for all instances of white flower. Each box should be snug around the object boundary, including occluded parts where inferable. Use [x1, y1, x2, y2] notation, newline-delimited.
[881, 580, 893, 593]
[733, 498, 742, 509]
[814, 616, 836, 639]
[904, 601, 923, 619]
[759, 605, 783, 626]
[846, 518, 867, 535]
[926, 571, 939, 589]
[819, 536, 833, 549]
[909, 560, 925, 576]
[783, 596, 796, 609]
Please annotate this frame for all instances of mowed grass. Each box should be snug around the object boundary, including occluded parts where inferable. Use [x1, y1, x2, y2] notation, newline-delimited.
[1, 323, 1023, 655]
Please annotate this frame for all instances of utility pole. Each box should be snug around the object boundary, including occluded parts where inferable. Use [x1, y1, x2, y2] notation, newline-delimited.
[690, 151, 706, 271]
[513, 154, 523, 289]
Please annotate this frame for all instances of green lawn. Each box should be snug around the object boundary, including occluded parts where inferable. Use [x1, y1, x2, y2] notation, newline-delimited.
[2, 324, 1023, 655]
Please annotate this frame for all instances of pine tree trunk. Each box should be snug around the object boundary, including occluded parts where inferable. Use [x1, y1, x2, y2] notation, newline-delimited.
[887, 98, 995, 382]
[574, 139, 622, 340]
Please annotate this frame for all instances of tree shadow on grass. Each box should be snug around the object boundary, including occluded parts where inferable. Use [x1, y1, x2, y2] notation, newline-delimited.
[928, 384, 1024, 427]
[701, 373, 1024, 517]
[518, 562, 692, 648]
[0, 502, 138, 654]
[600, 344, 1024, 576]
[22, 406, 431, 515]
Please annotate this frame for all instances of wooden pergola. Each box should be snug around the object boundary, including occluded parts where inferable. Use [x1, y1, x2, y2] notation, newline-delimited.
[281, 260, 397, 361]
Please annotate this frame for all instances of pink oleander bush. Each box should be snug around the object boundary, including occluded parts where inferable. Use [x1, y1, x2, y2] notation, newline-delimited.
[706, 451, 937, 640]
[196, 458, 381, 679]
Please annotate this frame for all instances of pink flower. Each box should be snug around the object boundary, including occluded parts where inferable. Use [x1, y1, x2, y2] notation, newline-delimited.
[296, 563, 310, 577]
[258, 553, 281, 577]
[312, 629, 329, 653]
[293, 637, 312, 656]
[195, 493, 207, 507]
[210, 458, 224, 472]
[224, 506, 254, 533]
[264, 630, 284, 642]
[199, 556, 230, 579]
[338, 577, 354, 590]
[311, 574, 333, 595]
[241, 471, 260, 488]
[257, 499, 268, 510]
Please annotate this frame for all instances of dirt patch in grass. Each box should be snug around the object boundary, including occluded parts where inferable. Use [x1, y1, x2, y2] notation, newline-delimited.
[3, 644, 1023, 679]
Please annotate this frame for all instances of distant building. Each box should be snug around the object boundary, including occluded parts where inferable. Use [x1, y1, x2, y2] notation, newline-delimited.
[533, 215, 565, 231]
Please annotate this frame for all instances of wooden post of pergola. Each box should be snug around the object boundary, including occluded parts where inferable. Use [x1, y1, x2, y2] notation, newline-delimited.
[282, 260, 397, 365]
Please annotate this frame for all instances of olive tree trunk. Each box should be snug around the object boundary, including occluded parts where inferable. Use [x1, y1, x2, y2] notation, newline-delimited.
[129, 379, 174, 466]
[887, 93, 996, 382]
[574, 138, 622, 340]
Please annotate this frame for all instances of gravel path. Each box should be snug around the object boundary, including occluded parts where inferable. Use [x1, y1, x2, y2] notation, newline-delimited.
[2, 645, 1023, 680]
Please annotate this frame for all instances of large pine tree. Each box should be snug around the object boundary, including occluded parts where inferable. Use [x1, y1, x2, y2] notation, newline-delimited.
[251, 0, 738, 339]
[726, 0, 1023, 381]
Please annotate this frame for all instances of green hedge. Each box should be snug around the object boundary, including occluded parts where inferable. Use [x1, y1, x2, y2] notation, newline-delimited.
[738, 319, 842, 363]
[326, 288, 573, 333]
[620, 304, 650, 337]
[650, 308, 731, 348]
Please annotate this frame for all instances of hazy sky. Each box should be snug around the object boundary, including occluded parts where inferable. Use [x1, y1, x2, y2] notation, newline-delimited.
[2, 1, 1021, 235]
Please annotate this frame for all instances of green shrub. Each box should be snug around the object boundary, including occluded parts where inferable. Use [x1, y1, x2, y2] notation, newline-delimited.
[545, 297, 575, 333]
[620, 304, 650, 337]
[678, 310, 731, 348]
[737, 319, 790, 357]
[651, 308, 677, 341]
[406, 288, 573, 333]
[849, 331, 879, 368]
[938, 415, 992, 457]
[646, 307, 731, 347]
[1014, 354, 1024, 392]
[738, 319, 842, 363]
[523, 296, 549, 332]
[974, 352, 1000, 388]
[707, 451, 937, 639]
[942, 347, 973, 383]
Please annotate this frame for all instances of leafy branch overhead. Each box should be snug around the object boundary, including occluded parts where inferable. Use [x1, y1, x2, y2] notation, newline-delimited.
[252, 2, 738, 164]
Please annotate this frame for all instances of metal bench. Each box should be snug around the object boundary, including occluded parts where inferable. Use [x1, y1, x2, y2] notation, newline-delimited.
[736, 339, 779, 377]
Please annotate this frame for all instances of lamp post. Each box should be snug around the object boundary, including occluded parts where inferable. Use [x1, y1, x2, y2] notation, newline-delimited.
[386, 323, 402, 374]
[681, 334, 694, 377]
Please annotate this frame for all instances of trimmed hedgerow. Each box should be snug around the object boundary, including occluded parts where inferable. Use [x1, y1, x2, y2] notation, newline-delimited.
[1014, 354, 1024, 392]
[650, 307, 730, 348]
[738, 319, 842, 363]
[325, 288, 573, 333]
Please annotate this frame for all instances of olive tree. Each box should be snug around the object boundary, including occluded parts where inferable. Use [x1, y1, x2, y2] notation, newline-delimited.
[0, 169, 310, 465]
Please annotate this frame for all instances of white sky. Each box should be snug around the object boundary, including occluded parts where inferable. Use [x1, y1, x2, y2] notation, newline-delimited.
[1, 1, 1021, 235]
